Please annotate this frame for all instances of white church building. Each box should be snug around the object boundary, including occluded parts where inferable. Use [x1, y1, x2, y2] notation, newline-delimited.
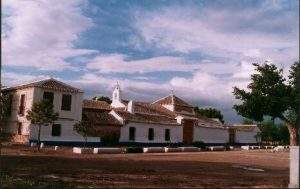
[2, 79, 260, 146]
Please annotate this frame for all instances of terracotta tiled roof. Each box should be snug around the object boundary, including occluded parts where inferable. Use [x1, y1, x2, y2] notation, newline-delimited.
[83, 109, 122, 126]
[196, 115, 226, 129]
[229, 125, 259, 132]
[82, 109, 121, 137]
[134, 101, 176, 117]
[2, 78, 82, 93]
[122, 99, 129, 105]
[83, 100, 111, 110]
[152, 94, 194, 114]
[115, 110, 179, 125]
[153, 94, 192, 107]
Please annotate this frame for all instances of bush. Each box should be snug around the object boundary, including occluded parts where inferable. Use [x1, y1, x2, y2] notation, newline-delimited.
[224, 143, 231, 150]
[193, 141, 206, 149]
[101, 133, 120, 146]
[126, 147, 143, 153]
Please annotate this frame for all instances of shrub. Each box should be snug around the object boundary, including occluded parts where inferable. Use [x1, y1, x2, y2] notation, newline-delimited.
[126, 147, 143, 153]
[193, 141, 206, 149]
[101, 133, 120, 146]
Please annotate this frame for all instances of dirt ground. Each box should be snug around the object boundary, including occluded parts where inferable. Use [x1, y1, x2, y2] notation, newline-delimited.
[0, 145, 289, 188]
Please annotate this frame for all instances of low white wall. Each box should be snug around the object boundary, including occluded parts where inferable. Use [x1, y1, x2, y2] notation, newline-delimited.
[119, 122, 182, 143]
[193, 126, 229, 144]
[29, 119, 100, 142]
[235, 130, 259, 144]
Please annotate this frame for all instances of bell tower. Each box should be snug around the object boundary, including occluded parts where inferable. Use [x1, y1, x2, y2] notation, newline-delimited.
[111, 82, 125, 108]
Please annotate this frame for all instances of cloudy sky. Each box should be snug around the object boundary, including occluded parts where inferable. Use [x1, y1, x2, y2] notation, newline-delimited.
[1, 0, 299, 123]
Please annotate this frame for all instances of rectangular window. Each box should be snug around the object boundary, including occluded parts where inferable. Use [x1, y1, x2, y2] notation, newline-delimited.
[7, 94, 13, 116]
[51, 124, 61, 136]
[43, 91, 54, 104]
[148, 128, 154, 141]
[17, 122, 22, 135]
[129, 127, 135, 141]
[19, 94, 25, 116]
[61, 94, 72, 111]
[165, 129, 170, 141]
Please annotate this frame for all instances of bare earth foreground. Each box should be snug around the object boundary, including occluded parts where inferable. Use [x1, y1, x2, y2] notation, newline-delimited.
[0, 146, 289, 188]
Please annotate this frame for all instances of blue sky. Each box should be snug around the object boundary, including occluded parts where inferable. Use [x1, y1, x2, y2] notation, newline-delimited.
[2, 0, 299, 123]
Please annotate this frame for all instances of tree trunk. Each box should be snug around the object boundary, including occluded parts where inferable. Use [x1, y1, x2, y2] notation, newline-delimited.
[287, 124, 299, 146]
[37, 124, 41, 151]
[84, 135, 87, 149]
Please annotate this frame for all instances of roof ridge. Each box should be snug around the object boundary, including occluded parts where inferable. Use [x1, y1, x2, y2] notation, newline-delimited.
[44, 78, 83, 92]
[5, 77, 52, 89]
[4, 78, 83, 93]
[151, 94, 172, 104]
[134, 112, 175, 118]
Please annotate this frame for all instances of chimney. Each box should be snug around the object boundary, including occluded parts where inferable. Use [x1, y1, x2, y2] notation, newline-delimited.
[127, 100, 134, 114]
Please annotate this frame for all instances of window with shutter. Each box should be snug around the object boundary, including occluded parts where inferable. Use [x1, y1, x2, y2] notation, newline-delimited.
[52, 124, 61, 136]
[43, 91, 54, 104]
[129, 127, 135, 141]
[18, 94, 25, 116]
[61, 94, 72, 111]
[165, 129, 170, 141]
[148, 128, 154, 141]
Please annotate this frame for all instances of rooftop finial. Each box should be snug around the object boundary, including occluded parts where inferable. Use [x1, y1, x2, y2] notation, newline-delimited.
[115, 81, 120, 89]
[170, 89, 175, 104]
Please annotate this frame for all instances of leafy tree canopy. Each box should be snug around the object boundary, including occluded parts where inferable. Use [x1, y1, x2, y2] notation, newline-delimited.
[92, 96, 112, 104]
[233, 62, 298, 124]
[0, 93, 11, 123]
[26, 100, 59, 125]
[233, 61, 299, 145]
[73, 115, 95, 141]
[258, 120, 290, 145]
[194, 107, 224, 123]
[242, 118, 255, 124]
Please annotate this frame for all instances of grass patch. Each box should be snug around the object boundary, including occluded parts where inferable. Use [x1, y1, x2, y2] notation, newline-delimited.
[0, 169, 73, 189]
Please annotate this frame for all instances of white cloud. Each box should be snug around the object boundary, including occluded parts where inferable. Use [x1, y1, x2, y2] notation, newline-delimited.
[86, 54, 203, 74]
[73, 73, 170, 96]
[2, 0, 97, 71]
[134, 5, 299, 64]
[2, 72, 50, 87]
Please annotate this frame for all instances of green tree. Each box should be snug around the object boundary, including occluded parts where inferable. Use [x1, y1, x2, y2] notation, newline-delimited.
[233, 61, 299, 145]
[0, 93, 12, 124]
[92, 96, 112, 104]
[278, 124, 290, 145]
[0, 93, 12, 154]
[242, 118, 255, 124]
[194, 107, 224, 123]
[258, 121, 279, 144]
[73, 115, 95, 147]
[26, 100, 58, 151]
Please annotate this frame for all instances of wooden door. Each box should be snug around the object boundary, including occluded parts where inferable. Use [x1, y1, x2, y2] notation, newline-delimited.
[183, 120, 194, 144]
[229, 129, 235, 144]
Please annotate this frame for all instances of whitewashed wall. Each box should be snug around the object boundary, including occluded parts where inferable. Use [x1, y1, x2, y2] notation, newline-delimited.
[29, 88, 98, 142]
[235, 130, 260, 144]
[29, 119, 100, 142]
[5, 88, 35, 135]
[119, 122, 182, 143]
[33, 88, 83, 121]
[193, 126, 229, 144]
[4, 86, 95, 143]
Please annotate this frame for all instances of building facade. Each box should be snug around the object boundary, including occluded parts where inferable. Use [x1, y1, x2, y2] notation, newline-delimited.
[2, 79, 260, 146]
[2, 79, 99, 145]
[82, 83, 261, 146]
